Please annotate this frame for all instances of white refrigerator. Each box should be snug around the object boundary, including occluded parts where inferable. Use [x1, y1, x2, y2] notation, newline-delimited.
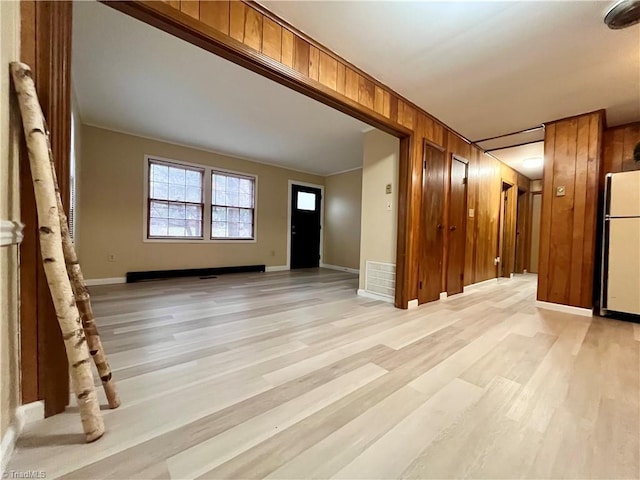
[601, 170, 640, 317]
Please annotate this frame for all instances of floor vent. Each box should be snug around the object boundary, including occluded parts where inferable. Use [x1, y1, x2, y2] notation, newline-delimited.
[365, 261, 396, 299]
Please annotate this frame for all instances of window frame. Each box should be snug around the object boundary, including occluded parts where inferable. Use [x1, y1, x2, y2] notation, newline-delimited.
[143, 155, 258, 244]
[210, 170, 257, 241]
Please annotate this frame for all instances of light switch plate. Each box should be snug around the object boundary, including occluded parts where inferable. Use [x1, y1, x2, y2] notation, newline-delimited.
[468, 208, 475, 218]
[556, 185, 566, 197]
[385, 184, 392, 194]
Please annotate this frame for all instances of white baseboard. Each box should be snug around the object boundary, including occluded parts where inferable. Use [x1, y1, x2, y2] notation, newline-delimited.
[439, 292, 448, 300]
[407, 299, 418, 309]
[265, 265, 289, 272]
[320, 263, 359, 275]
[1, 401, 44, 476]
[357, 289, 393, 304]
[85, 277, 127, 286]
[464, 277, 499, 290]
[535, 300, 593, 317]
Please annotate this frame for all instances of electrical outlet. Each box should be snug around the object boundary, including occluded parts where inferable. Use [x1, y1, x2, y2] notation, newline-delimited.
[107, 253, 116, 262]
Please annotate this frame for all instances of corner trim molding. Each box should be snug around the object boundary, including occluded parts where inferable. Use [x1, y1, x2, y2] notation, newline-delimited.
[535, 300, 593, 317]
[357, 289, 393, 304]
[0, 401, 44, 476]
[407, 299, 419, 309]
[85, 277, 127, 286]
[265, 265, 289, 272]
[320, 263, 359, 275]
[0, 220, 24, 246]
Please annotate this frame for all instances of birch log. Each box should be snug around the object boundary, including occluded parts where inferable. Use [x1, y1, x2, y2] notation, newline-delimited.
[45, 134, 121, 409]
[11, 62, 104, 442]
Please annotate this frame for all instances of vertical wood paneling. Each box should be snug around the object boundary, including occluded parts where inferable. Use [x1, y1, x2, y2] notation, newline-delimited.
[603, 123, 640, 176]
[293, 36, 310, 76]
[568, 116, 590, 305]
[200, 0, 229, 34]
[358, 76, 375, 110]
[281, 29, 294, 68]
[179, 0, 199, 19]
[335, 62, 346, 95]
[538, 112, 603, 308]
[344, 68, 360, 102]
[389, 96, 398, 124]
[397, 101, 415, 130]
[229, 1, 246, 42]
[261, 17, 281, 61]
[163, 0, 180, 10]
[318, 52, 337, 91]
[308, 45, 319, 82]
[374, 85, 384, 115]
[243, 7, 262, 50]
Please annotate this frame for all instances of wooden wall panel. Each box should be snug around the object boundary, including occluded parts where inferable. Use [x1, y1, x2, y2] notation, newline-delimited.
[242, 7, 262, 51]
[358, 76, 375, 111]
[603, 122, 640, 176]
[335, 63, 346, 96]
[308, 45, 319, 82]
[229, 1, 246, 42]
[292, 36, 310, 77]
[261, 17, 281, 61]
[281, 29, 294, 68]
[318, 52, 337, 91]
[537, 111, 604, 309]
[200, 1, 230, 35]
[344, 68, 359, 102]
[179, 0, 199, 19]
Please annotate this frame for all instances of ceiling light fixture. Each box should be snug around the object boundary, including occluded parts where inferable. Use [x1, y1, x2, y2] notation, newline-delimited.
[604, 0, 640, 29]
[523, 157, 543, 168]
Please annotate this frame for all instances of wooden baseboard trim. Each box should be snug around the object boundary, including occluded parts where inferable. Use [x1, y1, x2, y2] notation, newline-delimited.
[320, 263, 359, 275]
[535, 300, 593, 317]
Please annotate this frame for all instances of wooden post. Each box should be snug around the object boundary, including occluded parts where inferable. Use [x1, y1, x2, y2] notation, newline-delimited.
[11, 62, 104, 442]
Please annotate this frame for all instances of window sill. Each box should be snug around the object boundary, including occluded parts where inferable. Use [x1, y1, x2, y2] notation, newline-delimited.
[142, 237, 257, 244]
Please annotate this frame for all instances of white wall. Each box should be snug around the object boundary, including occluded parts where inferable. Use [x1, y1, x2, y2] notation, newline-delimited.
[358, 130, 400, 290]
[0, 0, 22, 469]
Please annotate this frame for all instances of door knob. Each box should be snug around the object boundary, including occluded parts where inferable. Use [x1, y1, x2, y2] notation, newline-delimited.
[449, 225, 457, 231]
[437, 224, 443, 230]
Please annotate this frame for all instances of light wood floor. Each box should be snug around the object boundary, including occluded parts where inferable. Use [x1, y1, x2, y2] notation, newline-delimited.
[9, 269, 640, 479]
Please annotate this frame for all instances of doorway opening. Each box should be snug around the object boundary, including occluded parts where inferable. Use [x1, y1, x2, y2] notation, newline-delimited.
[498, 181, 516, 278]
[288, 182, 324, 269]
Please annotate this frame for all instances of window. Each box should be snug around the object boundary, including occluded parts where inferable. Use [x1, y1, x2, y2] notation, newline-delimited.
[148, 160, 204, 238]
[297, 191, 316, 211]
[145, 156, 257, 242]
[211, 172, 255, 239]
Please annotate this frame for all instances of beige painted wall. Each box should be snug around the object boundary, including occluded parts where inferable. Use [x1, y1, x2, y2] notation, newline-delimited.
[78, 126, 326, 278]
[0, 0, 21, 445]
[323, 168, 362, 270]
[359, 129, 399, 289]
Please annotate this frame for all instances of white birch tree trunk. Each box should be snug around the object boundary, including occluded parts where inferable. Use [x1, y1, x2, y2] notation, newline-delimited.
[11, 62, 104, 442]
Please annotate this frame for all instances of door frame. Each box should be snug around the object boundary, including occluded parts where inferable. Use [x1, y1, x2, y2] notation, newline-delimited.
[286, 180, 325, 270]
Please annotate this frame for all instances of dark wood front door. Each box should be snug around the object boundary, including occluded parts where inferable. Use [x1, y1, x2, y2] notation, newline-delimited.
[418, 142, 446, 304]
[290, 184, 322, 269]
[446, 155, 468, 296]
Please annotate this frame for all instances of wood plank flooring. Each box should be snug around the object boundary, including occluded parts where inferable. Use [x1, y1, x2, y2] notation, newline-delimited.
[8, 269, 640, 479]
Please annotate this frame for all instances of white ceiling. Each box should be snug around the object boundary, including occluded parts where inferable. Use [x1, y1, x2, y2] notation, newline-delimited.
[72, 1, 371, 176]
[491, 141, 545, 180]
[260, 1, 640, 141]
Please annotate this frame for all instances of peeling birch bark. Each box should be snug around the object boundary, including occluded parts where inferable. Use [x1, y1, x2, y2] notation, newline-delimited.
[11, 62, 104, 442]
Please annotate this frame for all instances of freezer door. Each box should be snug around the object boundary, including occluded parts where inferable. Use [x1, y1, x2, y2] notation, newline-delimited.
[606, 217, 640, 315]
[609, 171, 640, 218]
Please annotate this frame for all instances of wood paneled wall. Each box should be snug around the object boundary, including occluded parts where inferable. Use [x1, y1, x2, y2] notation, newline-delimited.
[538, 111, 604, 309]
[106, 0, 527, 306]
[603, 122, 640, 176]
